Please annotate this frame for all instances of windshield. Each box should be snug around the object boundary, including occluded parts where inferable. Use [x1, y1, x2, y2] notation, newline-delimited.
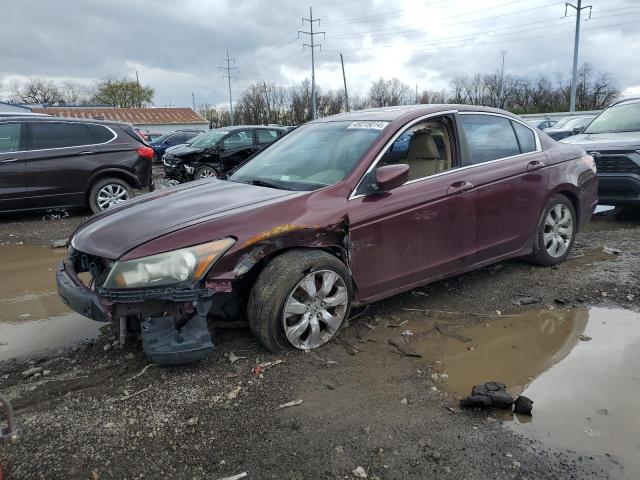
[584, 101, 640, 134]
[563, 117, 590, 129]
[229, 120, 387, 191]
[191, 130, 228, 149]
[153, 133, 171, 144]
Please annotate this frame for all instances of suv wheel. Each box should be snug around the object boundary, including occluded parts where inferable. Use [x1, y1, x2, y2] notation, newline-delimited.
[248, 250, 353, 352]
[195, 166, 217, 179]
[529, 194, 576, 266]
[89, 177, 132, 214]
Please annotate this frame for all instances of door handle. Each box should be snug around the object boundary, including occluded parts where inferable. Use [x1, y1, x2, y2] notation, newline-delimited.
[527, 160, 546, 171]
[0, 158, 20, 164]
[447, 180, 474, 195]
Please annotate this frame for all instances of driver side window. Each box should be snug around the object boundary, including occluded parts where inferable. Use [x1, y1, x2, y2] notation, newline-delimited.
[223, 130, 253, 149]
[379, 118, 455, 182]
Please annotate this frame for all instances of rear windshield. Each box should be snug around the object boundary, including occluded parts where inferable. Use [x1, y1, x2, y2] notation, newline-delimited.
[584, 101, 640, 134]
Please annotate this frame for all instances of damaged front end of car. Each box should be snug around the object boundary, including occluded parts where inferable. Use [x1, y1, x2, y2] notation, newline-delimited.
[56, 238, 236, 365]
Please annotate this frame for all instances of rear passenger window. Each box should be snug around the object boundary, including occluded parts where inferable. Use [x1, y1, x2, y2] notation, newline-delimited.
[87, 124, 115, 144]
[30, 122, 93, 149]
[511, 121, 537, 154]
[0, 123, 22, 153]
[256, 129, 279, 144]
[460, 114, 521, 165]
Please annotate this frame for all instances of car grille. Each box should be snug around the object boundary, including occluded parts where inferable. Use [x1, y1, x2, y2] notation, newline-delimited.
[592, 152, 640, 175]
[98, 285, 210, 303]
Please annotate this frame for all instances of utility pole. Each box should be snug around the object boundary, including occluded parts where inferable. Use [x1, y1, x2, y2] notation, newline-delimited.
[340, 53, 349, 112]
[498, 50, 507, 107]
[192, 92, 196, 111]
[299, 7, 324, 120]
[565, 0, 592, 112]
[415, 84, 419, 104]
[135, 69, 141, 108]
[219, 50, 238, 125]
[263, 81, 271, 124]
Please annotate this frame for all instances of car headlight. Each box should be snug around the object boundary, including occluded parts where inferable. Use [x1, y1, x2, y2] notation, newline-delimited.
[103, 238, 235, 289]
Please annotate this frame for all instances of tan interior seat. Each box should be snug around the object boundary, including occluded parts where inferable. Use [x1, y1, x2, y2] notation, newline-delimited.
[405, 130, 447, 180]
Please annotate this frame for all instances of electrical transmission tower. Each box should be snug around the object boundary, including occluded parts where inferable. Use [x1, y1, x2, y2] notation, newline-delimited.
[565, 1, 592, 112]
[219, 50, 238, 125]
[299, 7, 325, 120]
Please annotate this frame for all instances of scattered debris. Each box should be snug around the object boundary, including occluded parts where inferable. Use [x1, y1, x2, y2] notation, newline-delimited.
[276, 399, 303, 410]
[217, 473, 247, 480]
[513, 296, 540, 306]
[435, 323, 473, 343]
[459, 382, 515, 410]
[225, 351, 247, 364]
[401, 330, 413, 337]
[335, 445, 345, 454]
[388, 338, 422, 358]
[577, 335, 593, 342]
[352, 466, 368, 478]
[126, 363, 157, 381]
[411, 290, 428, 297]
[227, 386, 242, 400]
[51, 238, 69, 249]
[554, 298, 570, 305]
[187, 416, 199, 426]
[20, 367, 43, 379]
[603, 246, 621, 256]
[251, 359, 284, 375]
[513, 396, 533, 415]
[387, 319, 408, 328]
[118, 387, 151, 401]
[42, 209, 70, 220]
[334, 336, 361, 355]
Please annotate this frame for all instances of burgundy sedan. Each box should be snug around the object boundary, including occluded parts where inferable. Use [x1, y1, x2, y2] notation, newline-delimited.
[57, 105, 598, 364]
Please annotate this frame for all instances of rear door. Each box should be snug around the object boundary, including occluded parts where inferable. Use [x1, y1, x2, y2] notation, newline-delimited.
[26, 121, 100, 208]
[458, 112, 549, 264]
[0, 121, 28, 211]
[220, 129, 257, 170]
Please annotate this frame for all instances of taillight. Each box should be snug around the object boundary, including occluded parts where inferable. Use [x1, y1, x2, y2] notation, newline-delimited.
[581, 154, 597, 174]
[137, 146, 155, 160]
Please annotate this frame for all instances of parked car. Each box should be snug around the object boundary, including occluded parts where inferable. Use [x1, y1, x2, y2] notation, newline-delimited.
[527, 118, 556, 130]
[0, 116, 154, 214]
[57, 105, 597, 365]
[145, 132, 164, 142]
[560, 97, 640, 206]
[148, 129, 204, 161]
[544, 116, 594, 140]
[0, 112, 50, 117]
[162, 126, 287, 182]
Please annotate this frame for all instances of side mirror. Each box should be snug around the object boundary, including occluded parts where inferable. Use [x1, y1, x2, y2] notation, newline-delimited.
[572, 127, 583, 135]
[375, 164, 409, 192]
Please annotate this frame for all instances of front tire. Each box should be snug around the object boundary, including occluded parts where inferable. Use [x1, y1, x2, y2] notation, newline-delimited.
[529, 194, 576, 266]
[247, 250, 353, 352]
[195, 165, 218, 180]
[89, 177, 132, 214]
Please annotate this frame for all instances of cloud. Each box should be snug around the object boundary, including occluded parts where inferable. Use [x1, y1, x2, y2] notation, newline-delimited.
[1, 0, 638, 107]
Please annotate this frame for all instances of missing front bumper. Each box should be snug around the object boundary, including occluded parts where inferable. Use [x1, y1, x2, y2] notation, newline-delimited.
[56, 260, 107, 322]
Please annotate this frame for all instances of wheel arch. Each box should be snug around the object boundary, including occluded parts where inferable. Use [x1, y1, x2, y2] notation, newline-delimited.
[547, 184, 581, 229]
[85, 168, 138, 200]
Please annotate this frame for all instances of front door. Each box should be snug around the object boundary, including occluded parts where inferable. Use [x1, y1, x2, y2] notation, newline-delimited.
[0, 121, 28, 211]
[348, 114, 478, 302]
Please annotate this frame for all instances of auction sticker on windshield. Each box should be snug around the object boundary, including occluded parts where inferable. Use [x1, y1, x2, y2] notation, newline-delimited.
[347, 121, 389, 130]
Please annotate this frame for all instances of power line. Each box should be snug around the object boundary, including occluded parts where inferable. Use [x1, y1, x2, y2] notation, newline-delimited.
[566, 0, 592, 112]
[219, 50, 238, 125]
[299, 6, 325, 119]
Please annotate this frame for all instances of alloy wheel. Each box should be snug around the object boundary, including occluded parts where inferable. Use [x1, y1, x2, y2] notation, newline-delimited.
[543, 204, 573, 258]
[198, 168, 216, 179]
[282, 270, 349, 350]
[96, 184, 129, 210]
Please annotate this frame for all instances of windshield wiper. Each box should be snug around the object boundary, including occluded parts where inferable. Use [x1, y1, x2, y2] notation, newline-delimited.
[241, 179, 290, 190]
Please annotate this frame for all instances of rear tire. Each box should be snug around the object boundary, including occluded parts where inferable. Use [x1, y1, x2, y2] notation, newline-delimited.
[88, 177, 132, 214]
[528, 194, 576, 266]
[247, 250, 353, 353]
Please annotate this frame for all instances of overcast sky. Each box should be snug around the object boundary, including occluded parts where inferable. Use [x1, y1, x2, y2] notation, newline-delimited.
[2, 0, 639, 108]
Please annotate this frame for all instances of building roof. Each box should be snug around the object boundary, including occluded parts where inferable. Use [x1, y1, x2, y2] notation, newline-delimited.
[30, 107, 208, 125]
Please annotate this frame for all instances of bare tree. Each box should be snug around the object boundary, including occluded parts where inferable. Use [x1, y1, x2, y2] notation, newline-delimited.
[12, 78, 64, 104]
[368, 77, 412, 107]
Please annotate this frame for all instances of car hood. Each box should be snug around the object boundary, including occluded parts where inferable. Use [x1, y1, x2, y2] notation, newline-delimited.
[71, 180, 301, 259]
[559, 131, 640, 150]
[166, 145, 203, 157]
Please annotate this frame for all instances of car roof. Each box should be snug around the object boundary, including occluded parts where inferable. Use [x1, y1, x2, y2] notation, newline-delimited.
[609, 97, 640, 107]
[310, 104, 523, 123]
[0, 115, 130, 127]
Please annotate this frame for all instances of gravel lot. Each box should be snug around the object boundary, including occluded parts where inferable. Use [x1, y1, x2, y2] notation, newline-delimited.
[1, 200, 639, 479]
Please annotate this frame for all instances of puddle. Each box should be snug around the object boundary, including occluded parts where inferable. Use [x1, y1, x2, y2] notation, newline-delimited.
[0, 245, 102, 360]
[568, 246, 619, 266]
[396, 308, 640, 478]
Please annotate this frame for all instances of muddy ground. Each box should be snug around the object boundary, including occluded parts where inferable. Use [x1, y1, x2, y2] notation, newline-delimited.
[1, 200, 639, 479]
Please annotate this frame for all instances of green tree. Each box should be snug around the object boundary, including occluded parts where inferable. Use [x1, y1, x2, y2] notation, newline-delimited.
[93, 77, 154, 108]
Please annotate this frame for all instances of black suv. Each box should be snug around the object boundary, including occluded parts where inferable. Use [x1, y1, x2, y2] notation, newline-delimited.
[0, 116, 154, 214]
[162, 125, 286, 182]
[561, 98, 640, 206]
